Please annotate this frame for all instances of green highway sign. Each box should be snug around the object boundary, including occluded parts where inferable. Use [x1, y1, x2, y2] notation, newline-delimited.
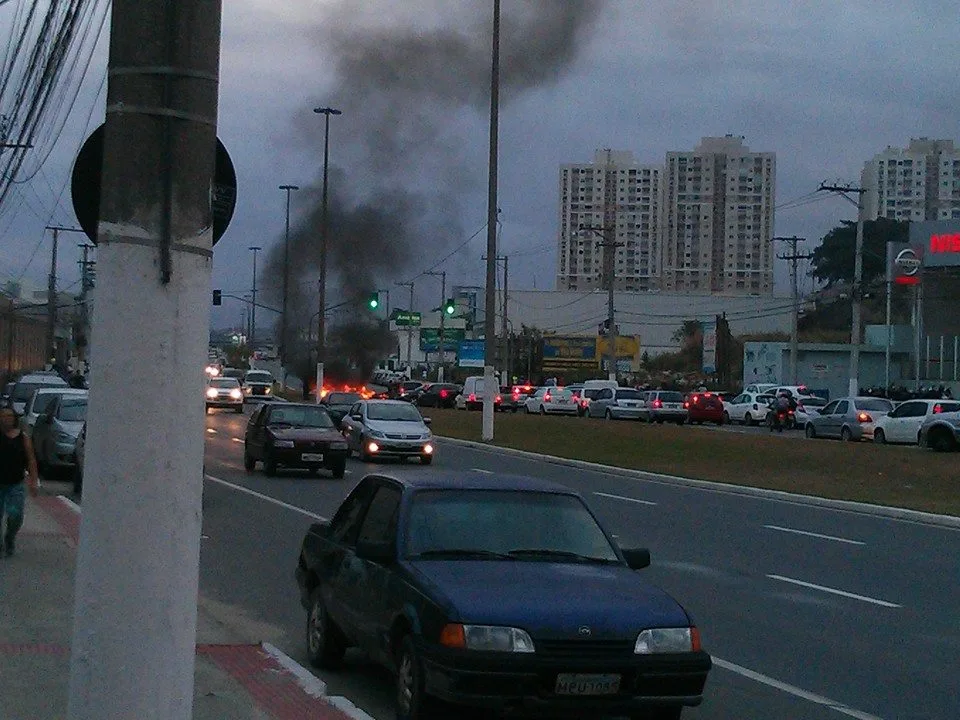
[391, 310, 422, 326]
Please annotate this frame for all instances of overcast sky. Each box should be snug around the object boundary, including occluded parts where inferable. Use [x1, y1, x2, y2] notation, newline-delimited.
[1, 0, 958, 332]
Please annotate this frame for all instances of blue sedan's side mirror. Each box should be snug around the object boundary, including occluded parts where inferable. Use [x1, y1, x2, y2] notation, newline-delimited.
[622, 548, 651, 570]
[356, 539, 396, 565]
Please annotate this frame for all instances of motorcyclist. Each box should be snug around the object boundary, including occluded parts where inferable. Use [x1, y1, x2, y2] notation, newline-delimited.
[770, 391, 793, 431]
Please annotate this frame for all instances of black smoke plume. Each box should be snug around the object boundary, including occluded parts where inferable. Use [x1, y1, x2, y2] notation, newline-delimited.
[261, 1, 603, 378]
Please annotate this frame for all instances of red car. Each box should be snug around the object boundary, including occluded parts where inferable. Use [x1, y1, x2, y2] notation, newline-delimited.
[685, 392, 725, 425]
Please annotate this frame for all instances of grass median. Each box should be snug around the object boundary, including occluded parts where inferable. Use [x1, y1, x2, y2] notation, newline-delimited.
[426, 409, 959, 517]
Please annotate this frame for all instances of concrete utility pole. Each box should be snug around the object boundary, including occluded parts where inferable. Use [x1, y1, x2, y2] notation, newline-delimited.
[248, 246, 261, 347]
[425, 270, 445, 381]
[819, 183, 867, 396]
[481, 253, 508, 378]
[482, 0, 500, 442]
[278, 184, 298, 372]
[44, 227, 84, 366]
[774, 236, 812, 385]
[579, 217, 624, 382]
[313, 106, 342, 367]
[395, 280, 414, 373]
[77, 243, 96, 366]
[67, 1, 222, 719]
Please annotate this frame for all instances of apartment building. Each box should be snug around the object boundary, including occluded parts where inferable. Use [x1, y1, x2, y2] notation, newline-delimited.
[860, 138, 960, 222]
[662, 135, 776, 296]
[556, 149, 662, 292]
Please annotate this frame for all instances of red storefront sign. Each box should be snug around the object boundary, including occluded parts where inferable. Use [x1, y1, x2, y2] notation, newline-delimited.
[930, 233, 960, 254]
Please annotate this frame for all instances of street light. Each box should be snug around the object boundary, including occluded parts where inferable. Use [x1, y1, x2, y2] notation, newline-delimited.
[279, 184, 299, 370]
[312, 106, 342, 366]
[482, 0, 501, 441]
[248, 246, 262, 347]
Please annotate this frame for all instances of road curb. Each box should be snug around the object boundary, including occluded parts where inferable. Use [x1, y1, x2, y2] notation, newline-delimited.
[437, 436, 960, 529]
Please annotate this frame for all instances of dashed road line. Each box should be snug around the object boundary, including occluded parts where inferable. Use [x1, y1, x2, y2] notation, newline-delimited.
[767, 574, 900, 608]
[593, 491, 657, 506]
[469, 468, 494, 474]
[204, 474, 327, 521]
[764, 524, 865, 546]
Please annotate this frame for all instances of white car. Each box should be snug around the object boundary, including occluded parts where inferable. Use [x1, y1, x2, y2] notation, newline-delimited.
[743, 383, 777, 396]
[22, 388, 88, 438]
[723, 392, 776, 425]
[794, 395, 829, 425]
[873, 398, 960, 445]
[524, 387, 578, 415]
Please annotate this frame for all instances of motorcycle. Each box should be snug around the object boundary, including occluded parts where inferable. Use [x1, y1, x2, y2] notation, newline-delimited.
[767, 406, 796, 432]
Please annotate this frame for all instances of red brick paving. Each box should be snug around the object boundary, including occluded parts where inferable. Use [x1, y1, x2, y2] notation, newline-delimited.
[34, 495, 80, 545]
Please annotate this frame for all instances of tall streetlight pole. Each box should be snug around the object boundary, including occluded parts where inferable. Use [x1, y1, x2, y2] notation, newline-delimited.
[44, 226, 84, 367]
[278, 184, 299, 371]
[248, 246, 261, 348]
[425, 270, 446, 381]
[395, 280, 414, 374]
[482, 0, 501, 441]
[313, 106, 342, 369]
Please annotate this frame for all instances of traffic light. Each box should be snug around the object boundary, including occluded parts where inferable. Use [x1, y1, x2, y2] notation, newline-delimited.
[368, 292, 380, 310]
[212, 289, 222, 306]
[443, 298, 456, 315]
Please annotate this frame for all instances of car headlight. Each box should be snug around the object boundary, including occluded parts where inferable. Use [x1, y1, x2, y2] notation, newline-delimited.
[230, 389, 242, 400]
[206, 388, 217, 398]
[368, 429, 385, 439]
[272, 439, 295, 448]
[264, 386, 271, 393]
[440, 624, 535, 653]
[55, 431, 77, 444]
[330, 441, 348, 450]
[634, 627, 699, 654]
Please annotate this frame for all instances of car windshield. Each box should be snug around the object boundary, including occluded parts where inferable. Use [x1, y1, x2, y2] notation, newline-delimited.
[210, 379, 240, 389]
[57, 399, 88, 422]
[246, 372, 272, 383]
[327, 392, 362, 405]
[583, 388, 603, 400]
[406, 490, 619, 563]
[659, 391, 684, 402]
[617, 389, 643, 400]
[856, 399, 894, 412]
[222, 369, 244, 379]
[13, 381, 66, 402]
[546, 389, 573, 400]
[800, 397, 828, 407]
[267, 406, 334, 428]
[367, 403, 423, 422]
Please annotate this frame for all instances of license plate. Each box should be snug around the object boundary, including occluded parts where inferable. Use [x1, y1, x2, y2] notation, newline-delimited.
[555, 673, 621, 696]
[301, 453, 324, 462]
[667, 403, 680, 409]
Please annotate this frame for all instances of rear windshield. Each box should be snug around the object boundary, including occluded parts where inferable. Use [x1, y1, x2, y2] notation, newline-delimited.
[800, 397, 828, 407]
[583, 389, 604, 400]
[856, 399, 894, 412]
[327, 393, 362, 405]
[616, 389, 643, 400]
[245, 372, 273, 383]
[210, 378, 240, 389]
[658, 392, 684, 402]
[13, 380, 67, 402]
[935, 402, 960, 413]
[58, 398, 88, 422]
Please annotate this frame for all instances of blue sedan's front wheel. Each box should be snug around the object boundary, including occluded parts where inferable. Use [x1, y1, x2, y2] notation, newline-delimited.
[306, 588, 345, 669]
[396, 635, 438, 720]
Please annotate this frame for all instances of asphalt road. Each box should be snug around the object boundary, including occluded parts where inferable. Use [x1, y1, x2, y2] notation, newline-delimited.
[198, 403, 959, 720]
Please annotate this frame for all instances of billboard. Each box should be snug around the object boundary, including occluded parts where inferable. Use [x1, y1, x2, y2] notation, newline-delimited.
[701, 321, 717, 374]
[458, 339, 485, 368]
[910, 220, 960, 268]
[595, 335, 642, 372]
[420, 327, 465, 352]
[542, 335, 598, 371]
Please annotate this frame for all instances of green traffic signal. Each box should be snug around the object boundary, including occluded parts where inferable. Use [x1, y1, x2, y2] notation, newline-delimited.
[444, 299, 456, 315]
[368, 292, 379, 310]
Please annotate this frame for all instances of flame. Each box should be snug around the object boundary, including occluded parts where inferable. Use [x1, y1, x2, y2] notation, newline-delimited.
[318, 383, 376, 400]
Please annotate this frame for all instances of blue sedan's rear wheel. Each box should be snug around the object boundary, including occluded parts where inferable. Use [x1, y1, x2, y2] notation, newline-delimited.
[306, 588, 345, 669]
[396, 635, 438, 719]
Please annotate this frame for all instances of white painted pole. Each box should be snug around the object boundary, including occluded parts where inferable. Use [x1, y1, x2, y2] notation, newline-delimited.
[68, 3, 222, 718]
[482, 363, 495, 441]
[316, 362, 324, 404]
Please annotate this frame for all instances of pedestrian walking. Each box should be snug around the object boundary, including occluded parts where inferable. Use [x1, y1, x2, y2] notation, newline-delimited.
[0, 407, 39, 557]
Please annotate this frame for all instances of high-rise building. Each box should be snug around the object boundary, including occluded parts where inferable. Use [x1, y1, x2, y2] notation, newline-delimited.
[556, 150, 662, 292]
[662, 135, 776, 295]
[860, 138, 960, 222]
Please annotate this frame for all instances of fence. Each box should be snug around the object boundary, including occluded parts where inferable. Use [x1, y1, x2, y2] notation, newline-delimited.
[924, 334, 959, 382]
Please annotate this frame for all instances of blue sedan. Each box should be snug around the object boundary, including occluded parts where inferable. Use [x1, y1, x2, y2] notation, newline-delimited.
[295, 471, 711, 719]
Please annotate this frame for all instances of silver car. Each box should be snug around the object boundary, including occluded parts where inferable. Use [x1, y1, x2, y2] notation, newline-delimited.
[639, 390, 687, 425]
[32, 394, 88, 476]
[918, 410, 960, 452]
[340, 399, 434, 463]
[804, 396, 894, 442]
[586, 387, 646, 420]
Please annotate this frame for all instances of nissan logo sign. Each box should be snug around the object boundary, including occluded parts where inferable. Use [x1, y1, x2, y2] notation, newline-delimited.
[894, 248, 921, 276]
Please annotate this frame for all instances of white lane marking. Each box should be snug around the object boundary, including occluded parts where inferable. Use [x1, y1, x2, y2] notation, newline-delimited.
[206, 428, 217, 434]
[764, 524, 865, 546]
[767, 574, 901, 608]
[469, 468, 494, 474]
[58, 495, 82, 514]
[204, 474, 327, 521]
[713, 657, 882, 720]
[593, 491, 657, 506]
[232, 437, 244, 444]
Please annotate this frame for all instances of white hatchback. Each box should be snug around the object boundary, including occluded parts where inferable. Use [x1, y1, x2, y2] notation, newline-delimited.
[524, 387, 578, 415]
[873, 399, 960, 445]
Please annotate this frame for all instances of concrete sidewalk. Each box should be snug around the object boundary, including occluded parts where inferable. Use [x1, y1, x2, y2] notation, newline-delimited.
[0, 493, 369, 720]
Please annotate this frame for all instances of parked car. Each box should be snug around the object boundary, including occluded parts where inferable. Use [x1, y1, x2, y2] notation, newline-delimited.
[794, 395, 829, 426]
[874, 399, 960, 445]
[803, 397, 895, 442]
[496, 386, 525, 413]
[684, 392, 725, 425]
[9, 372, 69, 415]
[576, 387, 604, 416]
[221, 367, 246, 382]
[320, 391, 364, 424]
[742, 383, 777, 396]
[294, 471, 712, 720]
[586, 387, 646, 420]
[524, 387, 578, 415]
[340, 399, 434, 464]
[722, 392, 775, 426]
[22, 387, 87, 437]
[243, 369, 275, 400]
[639, 390, 687, 425]
[918, 410, 960, 452]
[772, 385, 813, 400]
[393, 381, 425, 401]
[455, 376, 501, 411]
[413, 383, 461, 409]
[205, 377, 244, 413]
[243, 402, 349, 477]
[32, 393, 88, 477]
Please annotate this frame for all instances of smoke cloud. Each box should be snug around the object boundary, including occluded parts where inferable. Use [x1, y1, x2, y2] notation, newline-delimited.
[261, 1, 603, 377]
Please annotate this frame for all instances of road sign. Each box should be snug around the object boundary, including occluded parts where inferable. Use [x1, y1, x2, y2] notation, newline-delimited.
[420, 328, 465, 352]
[458, 339, 485, 368]
[391, 310, 422, 326]
[70, 124, 237, 245]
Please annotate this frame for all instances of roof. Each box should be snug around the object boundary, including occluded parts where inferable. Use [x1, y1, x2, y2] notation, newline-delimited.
[368, 470, 576, 495]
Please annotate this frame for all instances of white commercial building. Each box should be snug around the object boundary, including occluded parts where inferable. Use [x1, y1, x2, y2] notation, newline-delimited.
[663, 135, 776, 296]
[860, 138, 960, 222]
[507, 290, 792, 356]
[556, 149, 663, 293]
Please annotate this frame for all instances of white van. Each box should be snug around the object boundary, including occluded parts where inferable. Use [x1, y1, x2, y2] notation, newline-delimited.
[456, 376, 497, 411]
[582, 379, 619, 392]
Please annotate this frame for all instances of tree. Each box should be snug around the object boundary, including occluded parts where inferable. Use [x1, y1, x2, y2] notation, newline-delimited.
[810, 218, 908, 288]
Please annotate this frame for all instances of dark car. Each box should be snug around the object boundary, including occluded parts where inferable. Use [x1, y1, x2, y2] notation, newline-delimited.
[295, 472, 711, 720]
[497, 386, 525, 413]
[243, 402, 349, 478]
[414, 383, 461, 409]
[684, 392, 725, 425]
[393, 381, 425, 401]
[321, 392, 363, 424]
